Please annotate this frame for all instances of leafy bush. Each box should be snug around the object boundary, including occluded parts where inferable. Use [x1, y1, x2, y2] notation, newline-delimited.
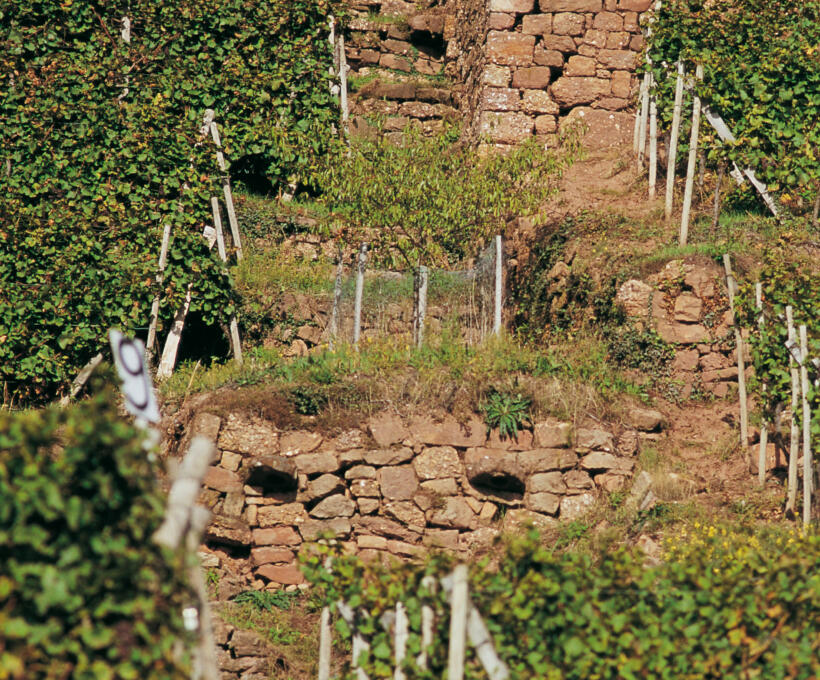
[0, 0, 343, 405]
[314, 124, 581, 269]
[647, 0, 820, 208]
[481, 390, 531, 440]
[302, 525, 820, 679]
[0, 385, 193, 679]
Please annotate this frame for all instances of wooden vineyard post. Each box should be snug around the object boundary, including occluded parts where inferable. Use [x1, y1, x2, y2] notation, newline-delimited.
[632, 73, 644, 154]
[493, 235, 503, 336]
[153, 436, 220, 680]
[413, 265, 429, 348]
[59, 352, 104, 407]
[208, 115, 244, 261]
[648, 75, 658, 199]
[157, 286, 192, 381]
[448, 565, 468, 680]
[723, 254, 749, 451]
[394, 602, 408, 680]
[211, 197, 243, 365]
[680, 64, 703, 246]
[637, 73, 650, 169]
[329, 248, 344, 350]
[353, 243, 368, 346]
[146, 221, 173, 355]
[665, 60, 685, 220]
[786, 306, 800, 514]
[318, 607, 331, 680]
[756, 282, 767, 486]
[711, 162, 726, 237]
[799, 325, 813, 527]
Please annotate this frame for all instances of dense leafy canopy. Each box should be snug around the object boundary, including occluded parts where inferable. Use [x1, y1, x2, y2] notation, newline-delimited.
[0, 0, 343, 404]
[0, 386, 192, 679]
[647, 0, 820, 207]
[304, 526, 820, 679]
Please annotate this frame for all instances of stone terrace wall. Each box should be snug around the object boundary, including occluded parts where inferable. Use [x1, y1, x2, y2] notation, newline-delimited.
[342, 0, 651, 145]
[183, 409, 663, 599]
[478, 0, 652, 144]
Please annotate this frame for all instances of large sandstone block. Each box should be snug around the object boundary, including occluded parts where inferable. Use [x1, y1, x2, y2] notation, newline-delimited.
[309, 494, 355, 519]
[580, 452, 619, 470]
[553, 12, 585, 36]
[618, 0, 652, 9]
[534, 45, 564, 68]
[526, 492, 561, 515]
[518, 449, 578, 473]
[299, 518, 351, 541]
[251, 546, 294, 566]
[218, 414, 278, 456]
[369, 414, 409, 446]
[576, 428, 614, 451]
[540, 0, 602, 9]
[427, 497, 476, 530]
[257, 503, 308, 527]
[410, 415, 486, 448]
[480, 111, 535, 143]
[256, 564, 304, 585]
[482, 87, 522, 112]
[543, 34, 578, 53]
[363, 447, 414, 466]
[280, 431, 322, 455]
[674, 293, 703, 323]
[559, 107, 635, 147]
[205, 516, 252, 547]
[611, 70, 633, 98]
[378, 465, 419, 500]
[551, 77, 611, 107]
[204, 466, 243, 493]
[522, 14, 552, 35]
[522, 89, 561, 114]
[294, 451, 338, 475]
[512, 66, 552, 89]
[597, 49, 637, 70]
[487, 31, 535, 66]
[593, 11, 624, 30]
[383, 500, 426, 528]
[489, 12, 515, 30]
[413, 446, 461, 479]
[483, 64, 512, 87]
[560, 492, 595, 519]
[565, 55, 596, 77]
[490, 0, 535, 11]
[502, 508, 558, 533]
[252, 526, 301, 546]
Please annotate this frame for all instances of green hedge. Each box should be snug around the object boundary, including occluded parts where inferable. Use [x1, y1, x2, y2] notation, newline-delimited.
[0, 387, 192, 679]
[0, 0, 343, 405]
[303, 524, 820, 679]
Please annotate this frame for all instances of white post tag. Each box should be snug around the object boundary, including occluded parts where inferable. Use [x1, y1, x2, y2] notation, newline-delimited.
[109, 330, 161, 423]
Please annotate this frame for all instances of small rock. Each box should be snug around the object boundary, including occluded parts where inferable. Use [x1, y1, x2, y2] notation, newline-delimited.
[252, 527, 301, 546]
[526, 492, 561, 515]
[413, 446, 461, 480]
[363, 448, 414, 466]
[564, 469, 594, 490]
[580, 452, 619, 470]
[256, 564, 304, 585]
[299, 518, 352, 541]
[532, 419, 572, 448]
[528, 471, 567, 494]
[309, 494, 355, 519]
[575, 428, 614, 451]
[427, 497, 476, 530]
[627, 407, 665, 432]
[280, 431, 323, 456]
[559, 492, 595, 520]
[303, 474, 344, 502]
[378, 465, 419, 500]
[345, 465, 376, 480]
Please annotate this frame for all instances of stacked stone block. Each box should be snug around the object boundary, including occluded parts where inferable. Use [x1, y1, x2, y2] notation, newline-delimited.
[183, 408, 656, 595]
[478, 0, 652, 144]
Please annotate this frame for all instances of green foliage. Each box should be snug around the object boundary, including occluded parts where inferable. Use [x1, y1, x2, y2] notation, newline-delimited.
[233, 589, 301, 612]
[0, 0, 343, 405]
[0, 385, 192, 679]
[290, 385, 329, 416]
[481, 390, 531, 440]
[647, 0, 820, 208]
[314, 124, 581, 269]
[736, 251, 820, 447]
[303, 526, 820, 679]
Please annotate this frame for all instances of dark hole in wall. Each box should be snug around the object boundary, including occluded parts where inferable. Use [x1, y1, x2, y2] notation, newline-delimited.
[231, 153, 276, 196]
[469, 472, 525, 502]
[204, 540, 250, 559]
[177, 310, 231, 365]
[411, 30, 446, 60]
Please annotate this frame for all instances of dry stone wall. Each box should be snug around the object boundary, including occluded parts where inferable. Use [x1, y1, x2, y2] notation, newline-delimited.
[182, 409, 658, 600]
[342, 0, 651, 145]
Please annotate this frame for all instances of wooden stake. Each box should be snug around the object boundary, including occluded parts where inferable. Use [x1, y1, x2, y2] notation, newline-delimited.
[723, 254, 749, 450]
[329, 248, 344, 350]
[414, 266, 429, 348]
[467, 601, 510, 680]
[447, 565, 468, 680]
[394, 602, 408, 680]
[637, 72, 650, 169]
[208, 117, 244, 261]
[813, 188, 820, 229]
[648, 82, 658, 199]
[211, 197, 243, 365]
[318, 607, 331, 680]
[339, 31, 350, 130]
[59, 352, 104, 407]
[786, 306, 800, 514]
[352, 633, 370, 680]
[756, 282, 767, 486]
[353, 243, 368, 346]
[493, 235, 503, 336]
[665, 61, 685, 220]
[680, 65, 703, 246]
[157, 285, 192, 381]
[799, 325, 813, 527]
[146, 221, 173, 353]
[632, 78, 643, 155]
[711, 162, 725, 238]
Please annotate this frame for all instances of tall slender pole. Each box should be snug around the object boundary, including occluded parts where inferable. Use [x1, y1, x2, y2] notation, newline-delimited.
[680, 64, 703, 246]
[211, 198, 243, 365]
[447, 565, 468, 680]
[799, 325, 813, 527]
[147, 221, 173, 353]
[208, 117, 244, 261]
[493, 235, 503, 336]
[665, 61, 685, 219]
[637, 72, 650, 169]
[632, 74, 645, 154]
[353, 243, 368, 346]
[329, 247, 344, 350]
[414, 265, 429, 347]
[648, 78, 658, 199]
[756, 282, 767, 486]
[723, 254, 748, 451]
[394, 602, 408, 680]
[786, 306, 800, 514]
[318, 607, 331, 680]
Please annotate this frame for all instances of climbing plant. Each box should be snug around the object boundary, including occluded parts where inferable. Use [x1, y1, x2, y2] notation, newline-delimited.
[0, 0, 344, 405]
[646, 0, 820, 211]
